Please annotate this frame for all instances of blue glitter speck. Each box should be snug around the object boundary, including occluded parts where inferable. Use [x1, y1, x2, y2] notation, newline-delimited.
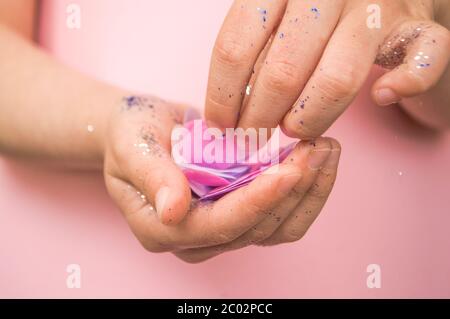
[311, 7, 320, 19]
[257, 7, 268, 24]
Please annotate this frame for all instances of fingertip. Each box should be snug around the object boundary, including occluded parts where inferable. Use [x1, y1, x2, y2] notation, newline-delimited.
[204, 100, 237, 133]
[373, 21, 450, 102]
[324, 138, 342, 169]
[372, 86, 402, 106]
[158, 184, 192, 226]
[151, 166, 192, 226]
[280, 117, 320, 140]
[326, 137, 341, 152]
[284, 137, 332, 166]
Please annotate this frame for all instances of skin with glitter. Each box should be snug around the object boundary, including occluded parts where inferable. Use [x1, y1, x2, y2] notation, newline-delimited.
[375, 27, 423, 69]
[0, 0, 448, 264]
[205, 0, 450, 140]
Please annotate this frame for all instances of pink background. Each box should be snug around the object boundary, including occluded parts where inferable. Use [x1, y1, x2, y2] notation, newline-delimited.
[1, 0, 450, 298]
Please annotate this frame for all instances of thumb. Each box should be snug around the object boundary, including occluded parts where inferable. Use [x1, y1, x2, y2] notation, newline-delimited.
[114, 134, 192, 226]
[141, 156, 192, 226]
[372, 21, 450, 106]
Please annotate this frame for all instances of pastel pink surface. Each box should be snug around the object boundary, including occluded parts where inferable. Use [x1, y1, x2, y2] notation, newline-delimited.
[1, 0, 450, 298]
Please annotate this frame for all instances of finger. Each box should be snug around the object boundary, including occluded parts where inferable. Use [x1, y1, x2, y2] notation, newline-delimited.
[261, 139, 341, 246]
[240, 33, 273, 114]
[238, 1, 343, 133]
[281, 9, 387, 139]
[372, 21, 450, 105]
[205, 0, 287, 130]
[141, 140, 327, 251]
[104, 174, 170, 253]
[124, 162, 301, 252]
[108, 99, 191, 226]
[174, 138, 334, 263]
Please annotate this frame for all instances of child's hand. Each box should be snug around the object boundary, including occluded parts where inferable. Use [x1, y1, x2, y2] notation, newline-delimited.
[205, 0, 450, 136]
[103, 95, 341, 262]
[103, 95, 193, 225]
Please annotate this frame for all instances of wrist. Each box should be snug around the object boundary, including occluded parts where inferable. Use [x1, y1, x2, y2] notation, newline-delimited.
[88, 85, 129, 164]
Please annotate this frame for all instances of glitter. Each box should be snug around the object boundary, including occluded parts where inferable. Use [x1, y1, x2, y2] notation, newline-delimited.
[257, 7, 268, 24]
[375, 26, 423, 69]
[311, 7, 320, 19]
[135, 141, 151, 156]
[414, 51, 431, 68]
[126, 96, 136, 106]
[257, 7, 267, 15]
[398, 171, 403, 176]
[246, 85, 252, 96]
[87, 125, 94, 133]
[122, 95, 153, 111]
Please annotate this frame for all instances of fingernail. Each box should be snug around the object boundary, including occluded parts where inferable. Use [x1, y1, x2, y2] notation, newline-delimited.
[278, 172, 303, 194]
[375, 88, 401, 106]
[308, 149, 331, 170]
[155, 186, 170, 221]
[324, 148, 341, 169]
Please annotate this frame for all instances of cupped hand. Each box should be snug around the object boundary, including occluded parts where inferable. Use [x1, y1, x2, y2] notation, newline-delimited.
[103, 95, 341, 262]
[205, 0, 450, 137]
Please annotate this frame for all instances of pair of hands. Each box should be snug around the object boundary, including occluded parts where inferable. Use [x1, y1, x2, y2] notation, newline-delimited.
[103, 97, 340, 263]
[104, 0, 449, 263]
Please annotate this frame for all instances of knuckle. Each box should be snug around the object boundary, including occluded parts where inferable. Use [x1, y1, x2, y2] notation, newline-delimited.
[242, 181, 278, 214]
[308, 182, 331, 200]
[262, 61, 302, 94]
[289, 185, 307, 198]
[318, 67, 358, 102]
[205, 95, 238, 116]
[282, 228, 307, 243]
[281, 118, 322, 140]
[136, 226, 174, 253]
[210, 229, 238, 245]
[112, 137, 132, 161]
[319, 166, 338, 181]
[249, 227, 271, 242]
[329, 138, 342, 151]
[214, 33, 249, 66]
[204, 94, 239, 128]
[204, 212, 238, 246]
[140, 239, 170, 253]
